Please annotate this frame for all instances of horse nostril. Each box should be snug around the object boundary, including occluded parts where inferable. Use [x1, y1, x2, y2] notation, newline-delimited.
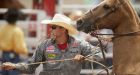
[77, 19, 83, 26]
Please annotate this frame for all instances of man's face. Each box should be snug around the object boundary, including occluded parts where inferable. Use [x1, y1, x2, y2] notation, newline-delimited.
[50, 25, 67, 39]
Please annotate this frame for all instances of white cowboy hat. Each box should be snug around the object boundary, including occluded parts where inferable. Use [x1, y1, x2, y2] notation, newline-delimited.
[41, 14, 78, 35]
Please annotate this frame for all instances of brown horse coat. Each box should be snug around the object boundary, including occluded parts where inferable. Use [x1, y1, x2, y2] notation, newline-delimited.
[77, 0, 140, 74]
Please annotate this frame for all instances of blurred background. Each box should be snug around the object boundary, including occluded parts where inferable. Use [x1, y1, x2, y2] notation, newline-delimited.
[0, 0, 140, 75]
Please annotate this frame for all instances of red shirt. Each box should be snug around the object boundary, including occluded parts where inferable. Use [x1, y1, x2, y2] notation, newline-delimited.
[57, 43, 67, 51]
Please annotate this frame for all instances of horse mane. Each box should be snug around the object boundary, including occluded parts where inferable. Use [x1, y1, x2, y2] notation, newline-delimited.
[122, 0, 140, 26]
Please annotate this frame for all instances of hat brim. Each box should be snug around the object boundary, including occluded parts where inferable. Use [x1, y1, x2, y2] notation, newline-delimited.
[41, 20, 78, 35]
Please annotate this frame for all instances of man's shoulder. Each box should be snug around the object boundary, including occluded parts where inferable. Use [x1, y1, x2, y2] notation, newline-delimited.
[74, 39, 92, 49]
[70, 37, 89, 47]
[35, 39, 53, 51]
[72, 37, 88, 44]
[8, 26, 23, 34]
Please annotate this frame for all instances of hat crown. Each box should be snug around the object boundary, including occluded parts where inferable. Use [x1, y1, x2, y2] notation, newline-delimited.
[41, 14, 78, 35]
[52, 14, 71, 25]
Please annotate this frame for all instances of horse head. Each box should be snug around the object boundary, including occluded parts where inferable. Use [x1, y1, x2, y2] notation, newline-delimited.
[77, 0, 131, 33]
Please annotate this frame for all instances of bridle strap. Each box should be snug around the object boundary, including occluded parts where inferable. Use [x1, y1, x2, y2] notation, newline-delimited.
[90, 0, 140, 38]
[89, 0, 126, 31]
[95, 35, 110, 75]
[90, 30, 140, 39]
[89, 1, 122, 26]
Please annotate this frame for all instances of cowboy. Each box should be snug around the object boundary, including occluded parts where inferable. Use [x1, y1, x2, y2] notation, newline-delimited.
[2, 14, 99, 75]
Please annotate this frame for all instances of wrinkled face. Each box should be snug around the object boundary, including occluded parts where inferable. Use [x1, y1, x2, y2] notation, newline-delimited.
[77, 0, 121, 33]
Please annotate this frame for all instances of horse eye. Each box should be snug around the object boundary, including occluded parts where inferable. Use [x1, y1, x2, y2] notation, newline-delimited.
[103, 4, 110, 9]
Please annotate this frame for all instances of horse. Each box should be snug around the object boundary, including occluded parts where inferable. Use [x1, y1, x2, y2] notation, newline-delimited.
[77, 0, 140, 74]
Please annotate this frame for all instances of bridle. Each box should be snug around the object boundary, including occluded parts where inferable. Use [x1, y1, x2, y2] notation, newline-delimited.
[89, 0, 125, 31]
[90, 30, 140, 40]
[89, 0, 140, 38]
